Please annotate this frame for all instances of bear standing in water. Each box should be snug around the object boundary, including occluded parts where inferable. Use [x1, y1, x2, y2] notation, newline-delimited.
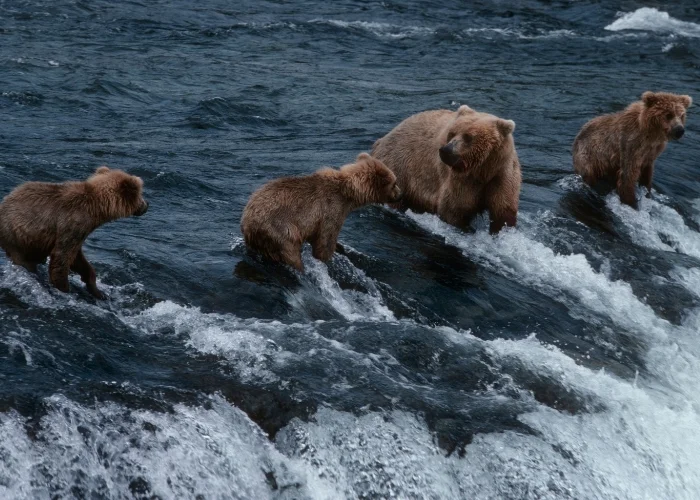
[0, 166, 149, 299]
[241, 153, 401, 272]
[372, 105, 521, 233]
[573, 91, 692, 209]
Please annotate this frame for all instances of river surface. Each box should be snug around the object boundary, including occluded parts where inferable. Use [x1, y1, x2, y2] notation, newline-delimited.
[1, 1, 700, 498]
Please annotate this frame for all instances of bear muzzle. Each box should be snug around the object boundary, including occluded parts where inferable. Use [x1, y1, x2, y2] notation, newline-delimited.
[439, 143, 462, 169]
[670, 125, 685, 140]
[134, 200, 149, 216]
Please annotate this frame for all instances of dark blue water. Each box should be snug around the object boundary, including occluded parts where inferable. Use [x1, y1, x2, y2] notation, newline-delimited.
[2, 1, 700, 498]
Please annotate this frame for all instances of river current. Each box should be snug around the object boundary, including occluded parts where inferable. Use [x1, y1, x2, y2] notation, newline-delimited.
[1, 2, 700, 498]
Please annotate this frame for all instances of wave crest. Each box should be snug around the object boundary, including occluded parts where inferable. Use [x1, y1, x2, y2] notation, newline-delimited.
[605, 8, 700, 38]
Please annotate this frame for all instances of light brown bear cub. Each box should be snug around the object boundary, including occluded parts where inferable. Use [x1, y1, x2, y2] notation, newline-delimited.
[372, 105, 521, 233]
[0, 166, 149, 299]
[241, 153, 401, 271]
[573, 91, 692, 209]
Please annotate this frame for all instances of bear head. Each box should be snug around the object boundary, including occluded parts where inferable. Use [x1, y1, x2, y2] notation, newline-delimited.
[439, 106, 516, 180]
[641, 91, 692, 141]
[341, 153, 402, 204]
[87, 166, 149, 219]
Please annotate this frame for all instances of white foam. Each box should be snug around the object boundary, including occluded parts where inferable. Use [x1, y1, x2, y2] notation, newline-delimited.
[407, 211, 671, 343]
[277, 408, 461, 498]
[0, 395, 336, 499]
[125, 300, 289, 383]
[593, 32, 650, 42]
[276, 332, 700, 499]
[0, 411, 35, 498]
[462, 27, 577, 40]
[691, 199, 700, 226]
[405, 209, 700, 415]
[124, 300, 410, 395]
[309, 19, 435, 39]
[605, 8, 700, 38]
[229, 21, 299, 31]
[2, 334, 33, 366]
[230, 235, 245, 251]
[0, 263, 61, 308]
[479, 334, 700, 499]
[298, 251, 396, 322]
[7, 335, 697, 499]
[0, 260, 144, 315]
[606, 193, 700, 259]
[671, 267, 700, 297]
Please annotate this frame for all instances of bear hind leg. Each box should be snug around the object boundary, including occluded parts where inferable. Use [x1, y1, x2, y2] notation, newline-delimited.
[6, 249, 41, 273]
[278, 241, 304, 272]
[266, 224, 304, 272]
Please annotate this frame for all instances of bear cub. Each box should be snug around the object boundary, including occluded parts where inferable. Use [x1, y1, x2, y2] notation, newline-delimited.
[372, 105, 521, 233]
[0, 166, 149, 299]
[572, 91, 692, 209]
[241, 153, 401, 271]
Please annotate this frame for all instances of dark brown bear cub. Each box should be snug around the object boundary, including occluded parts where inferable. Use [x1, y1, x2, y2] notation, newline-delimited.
[0, 166, 149, 299]
[572, 91, 692, 209]
[241, 153, 401, 271]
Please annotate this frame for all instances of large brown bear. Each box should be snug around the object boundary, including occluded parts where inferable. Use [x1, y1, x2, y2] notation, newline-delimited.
[572, 91, 692, 209]
[371, 105, 521, 233]
[0, 166, 149, 299]
[241, 153, 401, 271]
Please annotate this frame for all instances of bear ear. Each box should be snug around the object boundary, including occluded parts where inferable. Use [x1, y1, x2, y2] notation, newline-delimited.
[680, 95, 692, 109]
[119, 176, 142, 203]
[457, 105, 475, 115]
[356, 152, 372, 162]
[95, 166, 110, 174]
[371, 158, 390, 176]
[496, 119, 515, 136]
[642, 91, 658, 106]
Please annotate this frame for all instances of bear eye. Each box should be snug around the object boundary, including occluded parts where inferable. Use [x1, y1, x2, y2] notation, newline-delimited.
[462, 134, 473, 144]
[446, 132, 456, 142]
[666, 112, 674, 120]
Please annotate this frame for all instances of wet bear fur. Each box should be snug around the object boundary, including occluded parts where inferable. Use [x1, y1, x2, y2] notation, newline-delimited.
[372, 105, 521, 233]
[241, 153, 402, 271]
[0, 166, 149, 299]
[572, 91, 692, 209]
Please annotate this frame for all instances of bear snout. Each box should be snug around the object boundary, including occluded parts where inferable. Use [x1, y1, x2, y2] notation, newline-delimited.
[670, 125, 685, 140]
[439, 143, 462, 169]
[134, 200, 149, 216]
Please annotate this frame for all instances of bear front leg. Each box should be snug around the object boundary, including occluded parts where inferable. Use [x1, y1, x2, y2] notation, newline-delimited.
[616, 177, 639, 209]
[639, 163, 654, 197]
[49, 246, 79, 293]
[617, 150, 642, 209]
[487, 185, 518, 234]
[71, 248, 105, 299]
[311, 228, 340, 262]
[438, 210, 475, 232]
[489, 207, 517, 234]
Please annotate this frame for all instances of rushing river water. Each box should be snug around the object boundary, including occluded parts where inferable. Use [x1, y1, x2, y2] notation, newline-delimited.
[1, 1, 700, 498]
